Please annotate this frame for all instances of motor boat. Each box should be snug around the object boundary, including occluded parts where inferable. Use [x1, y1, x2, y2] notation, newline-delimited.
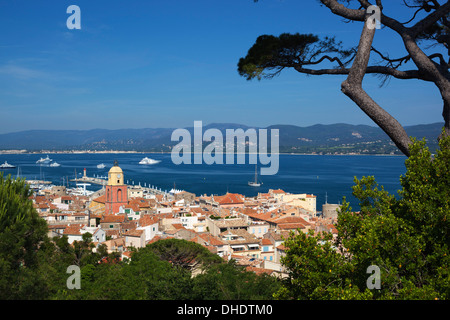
[49, 162, 61, 167]
[0, 161, 16, 169]
[36, 155, 52, 164]
[139, 157, 161, 165]
[97, 163, 106, 169]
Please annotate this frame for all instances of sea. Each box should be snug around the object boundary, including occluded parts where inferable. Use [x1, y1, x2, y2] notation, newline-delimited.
[0, 153, 407, 212]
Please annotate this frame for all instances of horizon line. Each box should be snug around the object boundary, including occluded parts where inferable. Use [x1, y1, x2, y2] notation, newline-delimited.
[0, 121, 445, 135]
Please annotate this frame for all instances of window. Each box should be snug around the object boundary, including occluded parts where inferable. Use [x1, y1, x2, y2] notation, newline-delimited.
[110, 225, 114, 228]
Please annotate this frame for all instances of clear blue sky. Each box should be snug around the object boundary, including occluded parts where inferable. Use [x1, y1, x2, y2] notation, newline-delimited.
[0, 0, 444, 133]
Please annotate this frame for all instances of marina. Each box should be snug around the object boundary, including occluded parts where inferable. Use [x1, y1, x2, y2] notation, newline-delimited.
[71, 172, 171, 197]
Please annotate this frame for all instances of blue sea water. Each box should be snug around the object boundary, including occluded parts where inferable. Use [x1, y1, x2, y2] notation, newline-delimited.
[0, 153, 407, 212]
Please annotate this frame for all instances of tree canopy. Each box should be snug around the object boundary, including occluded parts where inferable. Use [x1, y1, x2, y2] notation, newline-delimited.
[242, 0, 450, 156]
[0, 173, 49, 299]
[276, 134, 450, 300]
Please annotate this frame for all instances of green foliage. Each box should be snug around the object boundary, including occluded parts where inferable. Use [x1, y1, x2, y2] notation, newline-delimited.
[238, 33, 351, 80]
[51, 239, 279, 300]
[146, 238, 223, 271]
[192, 260, 281, 300]
[0, 173, 49, 299]
[277, 136, 450, 300]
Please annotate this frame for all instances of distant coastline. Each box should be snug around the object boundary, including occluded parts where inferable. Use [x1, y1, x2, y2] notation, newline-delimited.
[0, 149, 406, 156]
[0, 122, 441, 156]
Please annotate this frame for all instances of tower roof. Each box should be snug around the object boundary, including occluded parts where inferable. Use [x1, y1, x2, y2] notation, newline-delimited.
[107, 160, 124, 186]
[108, 160, 123, 174]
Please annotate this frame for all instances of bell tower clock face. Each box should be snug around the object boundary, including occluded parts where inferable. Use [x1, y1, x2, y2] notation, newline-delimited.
[117, 174, 121, 179]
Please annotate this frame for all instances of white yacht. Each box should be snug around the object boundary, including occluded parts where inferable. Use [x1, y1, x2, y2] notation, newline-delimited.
[0, 161, 16, 169]
[36, 155, 52, 164]
[248, 164, 262, 187]
[49, 162, 61, 167]
[139, 157, 161, 165]
[97, 163, 106, 169]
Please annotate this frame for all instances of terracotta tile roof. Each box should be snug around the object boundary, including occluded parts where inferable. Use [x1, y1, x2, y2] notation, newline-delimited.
[171, 223, 185, 230]
[213, 218, 248, 228]
[190, 207, 207, 214]
[92, 195, 106, 204]
[63, 224, 85, 235]
[278, 223, 306, 230]
[105, 229, 120, 238]
[122, 251, 132, 259]
[245, 210, 279, 223]
[124, 229, 144, 237]
[71, 212, 88, 216]
[220, 228, 259, 245]
[198, 233, 225, 246]
[271, 216, 310, 225]
[240, 207, 258, 215]
[139, 215, 159, 227]
[48, 224, 67, 230]
[147, 235, 174, 244]
[102, 237, 126, 248]
[121, 220, 138, 231]
[34, 195, 46, 203]
[214, 193, 245, 205]
[267, 230, 290, 241]
[101, 214, 127, 223]
[258, 193, 271, 198]
[246, 266, 274, 276]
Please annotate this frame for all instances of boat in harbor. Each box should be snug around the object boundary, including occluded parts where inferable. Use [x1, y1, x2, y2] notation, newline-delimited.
[139, 157, 161, 165]
[97, 163, 106, 169]
[0, 161, 16, 169]
[248, 164, 262, 187]
[49, 162, 61, 167]
[36, 155, 52, 164]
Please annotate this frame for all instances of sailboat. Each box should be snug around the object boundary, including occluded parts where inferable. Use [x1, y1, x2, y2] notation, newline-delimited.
[248, 164, 262, 187]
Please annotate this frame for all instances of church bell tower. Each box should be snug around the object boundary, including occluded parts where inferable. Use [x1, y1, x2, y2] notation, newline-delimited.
[105, 160, 128, 214]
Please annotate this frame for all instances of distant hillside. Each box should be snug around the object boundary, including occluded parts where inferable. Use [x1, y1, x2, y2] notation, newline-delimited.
[0, 122, 444, 155]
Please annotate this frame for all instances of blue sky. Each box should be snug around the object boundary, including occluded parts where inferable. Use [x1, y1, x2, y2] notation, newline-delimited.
[0, 0, 444, 134]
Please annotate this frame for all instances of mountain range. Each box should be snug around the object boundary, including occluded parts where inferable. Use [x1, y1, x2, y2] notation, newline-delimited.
[0, 122, 444, 155]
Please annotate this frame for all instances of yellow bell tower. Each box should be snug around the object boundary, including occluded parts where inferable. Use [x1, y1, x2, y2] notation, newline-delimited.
[105, 160, 128, 214]
[108, 160, 124, 186]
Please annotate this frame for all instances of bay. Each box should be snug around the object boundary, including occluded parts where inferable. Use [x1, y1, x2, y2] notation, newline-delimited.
[0, 153, 407, 212]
